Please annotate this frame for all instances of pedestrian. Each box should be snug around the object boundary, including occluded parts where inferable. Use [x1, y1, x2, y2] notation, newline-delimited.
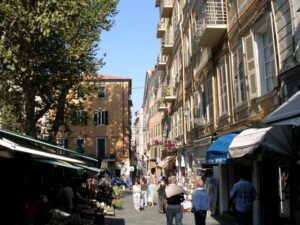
[132, 179, 141, 212]
[164, 176, 185, 225]
[148, 177, 157, 207]
[229, 170, 256, 225]
[140, 177, 148, 207]
[191, 178, 210, 225]
[157, 177, 167, 213]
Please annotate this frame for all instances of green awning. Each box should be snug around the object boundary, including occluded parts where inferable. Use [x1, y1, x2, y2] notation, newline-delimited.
[0, 129, 98, 162]
[76, 164, 101, 173]
[33, 158, 84, 170]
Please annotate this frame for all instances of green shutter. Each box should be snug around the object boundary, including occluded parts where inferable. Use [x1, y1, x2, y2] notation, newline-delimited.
[105, 111, 108, 125]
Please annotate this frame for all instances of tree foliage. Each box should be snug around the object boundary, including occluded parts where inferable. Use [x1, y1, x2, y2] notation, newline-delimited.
[0, 0, 118, 138]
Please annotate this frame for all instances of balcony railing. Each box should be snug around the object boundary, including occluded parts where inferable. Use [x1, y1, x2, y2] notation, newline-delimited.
[162, 84, 176, 102]
[157, 54, 167, 70]
[160, 0, 173, 18]
[162, 32, 174, 55]
[157, 18, 167, 38]
[194, 0, 227, 47]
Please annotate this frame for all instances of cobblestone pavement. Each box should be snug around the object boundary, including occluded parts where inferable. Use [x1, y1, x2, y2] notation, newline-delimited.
[104, 190, 234, 225]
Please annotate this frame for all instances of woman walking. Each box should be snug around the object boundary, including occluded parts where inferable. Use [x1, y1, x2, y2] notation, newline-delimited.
[132, 179, 141, 212]
[148, 177, 157, 207]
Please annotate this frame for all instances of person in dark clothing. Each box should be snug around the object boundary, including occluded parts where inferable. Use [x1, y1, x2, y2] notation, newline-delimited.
[157, 177, 167, 213]
[163, 176, 185, 225]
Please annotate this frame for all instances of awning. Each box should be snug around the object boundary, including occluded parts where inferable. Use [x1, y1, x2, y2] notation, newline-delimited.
[262, 91, 300, 125]
[157, 156, 175, 168]
[0, 137, 85, 164]
[33, 158, 84, 170]
[0, 128, 98, 163]
[206, 133, 237, 164]
[76, 164, 102, 173]
[229, 126, 294, 159]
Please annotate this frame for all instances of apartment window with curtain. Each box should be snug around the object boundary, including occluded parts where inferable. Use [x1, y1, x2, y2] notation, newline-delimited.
[217, 59, 228, 116]
[94, 110, 108, 125]
[232, 43, 247, 107]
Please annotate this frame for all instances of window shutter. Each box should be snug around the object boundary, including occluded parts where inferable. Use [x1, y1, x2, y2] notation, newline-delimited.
[193, 92, 199, 117]
[104, 111, 108, 125]
[83, 111, 88, 125]
[94, 112, 98, 125]
[244, 34, 257, 99]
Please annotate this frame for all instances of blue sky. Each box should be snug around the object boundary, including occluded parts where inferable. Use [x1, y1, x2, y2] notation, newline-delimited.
[98, 0, 160, 115]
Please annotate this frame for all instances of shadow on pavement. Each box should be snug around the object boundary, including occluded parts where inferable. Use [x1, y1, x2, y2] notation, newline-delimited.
[211, 213, 236, 225]
[104, 217, 125, 225]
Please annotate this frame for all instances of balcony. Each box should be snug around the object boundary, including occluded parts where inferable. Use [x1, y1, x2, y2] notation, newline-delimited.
[157, 18, 167, 38]
[161, 32, 174, 55]
[160, 0, 173, 18]
[157, 54, 167, 70]
[158, 100, 168, 111]
[162, 85, 176, 103]
[194, 0, 227, 47]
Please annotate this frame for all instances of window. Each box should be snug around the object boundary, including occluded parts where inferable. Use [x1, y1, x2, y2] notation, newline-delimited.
[97, 83, 106, 98]
[232, 43, 247, 106]
[74, 109, 88, 125]
[76, 138, 85, 154]
[94, 110, 108, 125]
[97, 138, 106, 159]
[217, 59, 228, 116]
[253, 15, 276, 95]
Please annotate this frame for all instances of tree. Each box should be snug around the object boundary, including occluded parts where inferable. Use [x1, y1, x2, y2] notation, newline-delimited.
[0, 0, 118, 138]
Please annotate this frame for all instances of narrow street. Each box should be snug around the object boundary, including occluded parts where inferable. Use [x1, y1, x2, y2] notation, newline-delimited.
[104, 190, 233, 225]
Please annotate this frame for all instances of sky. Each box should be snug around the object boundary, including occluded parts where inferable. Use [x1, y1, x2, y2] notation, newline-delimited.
[98, 0, 160, 116]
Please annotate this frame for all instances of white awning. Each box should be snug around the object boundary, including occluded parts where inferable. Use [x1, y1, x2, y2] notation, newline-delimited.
[157, 156, 174, 168]
[263, 91, 300, 125]
[229, 126, 294, 158]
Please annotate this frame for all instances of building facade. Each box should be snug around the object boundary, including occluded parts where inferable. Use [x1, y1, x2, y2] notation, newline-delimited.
[139, 0, 300, 224]
[56, 75, 132, 177]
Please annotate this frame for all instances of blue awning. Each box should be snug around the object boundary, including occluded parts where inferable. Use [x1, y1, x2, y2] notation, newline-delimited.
[206, 133, 237, 164]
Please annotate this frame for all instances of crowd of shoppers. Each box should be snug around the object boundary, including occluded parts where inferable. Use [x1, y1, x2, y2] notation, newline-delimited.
[130, 171, 256, 225]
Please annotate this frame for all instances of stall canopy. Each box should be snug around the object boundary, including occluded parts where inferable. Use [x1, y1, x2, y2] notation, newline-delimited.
[157, 156, 175, 168]
[262, 90, 300, 125]
[206, 133, 237, 164]
[33, 158, 84, 170]
[0, 128, 98, 165]
[229, 126, 294, 159]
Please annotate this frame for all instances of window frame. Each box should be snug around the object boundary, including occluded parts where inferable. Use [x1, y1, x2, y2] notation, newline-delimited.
[94, 110, 108, 125]
[231, 42, 247, 107]
[217, 58, 229, 116]
[252, 13, 277, 96]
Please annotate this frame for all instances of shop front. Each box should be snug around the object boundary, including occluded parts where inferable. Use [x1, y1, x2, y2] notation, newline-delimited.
[229, 126, 297, 225]
[262, 90, 300, 225]
[205, 133, 238, 216]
